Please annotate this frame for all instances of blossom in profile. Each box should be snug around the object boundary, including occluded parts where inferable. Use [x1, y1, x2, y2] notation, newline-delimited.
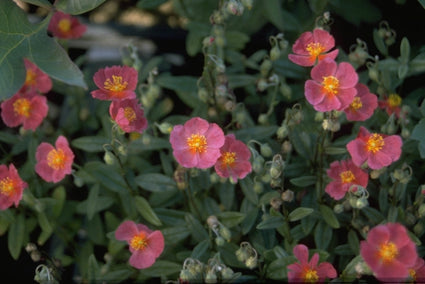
[1, 91, 48, 131]
[408, 257, 425, 283]
[214, 134, 252, 182]
[325, 159, 368, 200]
[360, 223, 418, 281]
[115, 220, 164, 269]
[288, 28, 339, 67]
[343, 83, 378, 121]
[20, 59, 52, 94]
[170, 117, 225, 169]
[379, 93, 402, 118]
[347, 126, 402, 170]
[305, 58, 358, 112]
[109, 99, 148, 133]
[91, 66, 138, 101]
[47, 11, 87, 39]
[35, 136, 74, 183]
[287, 244, 337, 282]
[0, 164, 28, 210]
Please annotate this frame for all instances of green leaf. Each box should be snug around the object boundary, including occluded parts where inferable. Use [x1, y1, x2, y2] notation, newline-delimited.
[314, 221, 332, 250]
[185, 213, 209, 242]
[135, 173, 177, 192]
[216, 211, 246, 228]
[21, 0, 52, 8]
[324, 146, 347, 155]
[86, 185, 100, 220]
[290, 175, 317, 187]
[0, 1, 87, 99]
[256, 216, 285, 230]
[55, 0, 107, 15]
[191, 239, 210, 260]
[156, 75, 200, 108]
[37, 212, 53, 245]
[266, 256, 297, 280]
[239, 177, 258, 205]
[289, 207, 314, 222]
[347, 230, 360, 254]
[399, 37, 410, 64]
[137, 0, 168, 9]
[134, 196, 162, 226]
[139, 260, 182, 277]
[319, 204, 340, 229]
[227, 74, 257, 89]
[329, 0, 381, 26]
[225, 30, 250, 50]
[241, 208, 258, 234]
[71, 136, 109, 152]
[162, 226, 190, 244]
[361, 206, 385, 224]
[411, 118, 425, 158]
[409, 52, 425, 75]
[87, 254, 100, 282]
[262, 0, 300, 32]
[373, 28, 388, 56]
[234, 126, 278, 142]
[419, 0, 425, 9]
[84, 161, 128, 192]
[8, 213, 25, 260]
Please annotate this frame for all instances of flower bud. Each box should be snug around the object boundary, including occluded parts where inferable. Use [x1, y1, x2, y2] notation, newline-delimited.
[334, 204, 344, 214]
[245, 256, 258, 269]
[253, 181, 264, 194]
[368, 67, 379, 82]
[207, 215, 219, 229]
[156, 122, 173, 134]
[418, 204, 425, 218]
[215, 236, 225, 247]
[241, 0, 253, 10]
[220, 267, 234, 280]
[401, 128, 410, 138]
[104, 150, 117, 165]
[260, 143, 273, 157]
[281, 140, 292, 154]
[414, 222, 424, 236]
[179, 269, 192, 282]
[276, 125, 289, 139]
[281, 189, 294, 202]
[279, 84, 292, 99]
[236, 247, 249, 262]
[355, 198, 369, 209]
[270, 45, 281, 61]
[257, 78, 269, 92]
[198, 87, 209, 102]
[226, 0, 244, 16]
[260, 60, 272, 77]
[219, 226, 232, 241]
[205, 269, 218, 283]
[258, 113, 268, 125]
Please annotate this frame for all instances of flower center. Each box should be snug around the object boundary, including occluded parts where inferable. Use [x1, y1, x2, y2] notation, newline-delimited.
[340, 170, 355, 183]
[130, 232, 148, 251]
[378, 241, 398, 263]
[388, 94, 402, 108]
[306, 42, 325, 59]
[104, 75, 128, 92]
[187, 134, 207, 154]
[350, 97, 363, 111]
[25, 69, 37, 86]
[221, 151, 237, 167]
[322, 76, 339, 96]
[366, 133, 385, 154]
[0, 177, 15, 196]
[13, 98, 31, 117]
[123, 107, 136, 122]
[58, 18, 71, 33]
[47, 149, 66, 170]
[302, 268, 319, 283]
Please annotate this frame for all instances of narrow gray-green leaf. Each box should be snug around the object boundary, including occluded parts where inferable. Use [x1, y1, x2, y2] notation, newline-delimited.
[8, 214, 25, 260]
[135, 173, 177, 192]
[289, 207, 314, 222]
[319, 204, 340, 229]
[55, 0, 107, 15]
[134, 196, 162, 226]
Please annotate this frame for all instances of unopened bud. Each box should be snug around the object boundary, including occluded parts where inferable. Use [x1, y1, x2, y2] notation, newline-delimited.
[279, 84, 292, 99]
[219, 226, 232, 241]
[207, 215, 219, 229]
[281, 140, 292, 154]
[281, 190, 294, 202]
[198, 87, 209, 102]
[241, 0, 253, 10]
[221, 267, 234, 280]
[215, 236, 225, 246]
[157, 122, 173, 134]
[104, 150, 117, 165]
[270, 45, 281, 61]
[205, 269, 218, 283]
[258, 113, 268, 125]
[260, 143, 273, 157]
[245, 256, 258, 269]
[418, 204, 425, 218]
[253, 181, 264, 194]
[368, 68, 379, 82]
[260, 60, 272, 77]
[236, 247, 249, 262]
[257, 78, 269, 92]
[277, 125, 289, 139]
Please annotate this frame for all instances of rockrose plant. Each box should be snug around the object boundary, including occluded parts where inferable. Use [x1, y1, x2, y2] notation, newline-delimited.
[1, 1, 425, 283]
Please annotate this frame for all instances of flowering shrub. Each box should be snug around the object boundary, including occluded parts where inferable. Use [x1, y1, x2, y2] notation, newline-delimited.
[1, 0, 425, 283]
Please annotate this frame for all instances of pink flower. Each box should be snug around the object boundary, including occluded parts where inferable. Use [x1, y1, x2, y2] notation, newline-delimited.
[91, 66, 138, 101]
[214, 134, 252, 182]
[20, 59, 52, 94]
[343, 83, 378, 121]
[347, 126, 402, 170]
[115, 220, 164, 269]
[287, 244, 337, 282]
[408, 257, 425, 282]
[109, 99, 148, 133]
[1, 91, 48, 131]
[288, 29, 339, 67]
[170, 117, 225, 169]
[35, 136, 74, 183]
[0, 164, 27, 210]
[378, 93, 402, 118]
[47, 11, 86, 39]
[305, 58, 358, 112]
[325, 159, 368, 200]
[360, 223, 418, 281]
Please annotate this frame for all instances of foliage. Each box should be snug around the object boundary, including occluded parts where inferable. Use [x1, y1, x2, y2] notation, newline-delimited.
[1, 0, 425, 283]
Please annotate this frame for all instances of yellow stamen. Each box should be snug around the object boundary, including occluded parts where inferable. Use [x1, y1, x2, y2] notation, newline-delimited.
[187, 134, 207, 154]
[388, 94, 402, 108]
[25, 69, 36, 86]
[104, 75, 128, 92]
[340, 170, 355, 183]
[366, 133, 385, 154]
[130, 232, 148, 251]
[306, 42, 325, 59]
[409, 268, 417, 281]
[303, 268, 319, 283]
[221, 151, 237, 167]
[58, 18, 71, 33]
[0, 177, 15, 196]
[322, 76, 339, 96]
[350, 97, 363, 111]
[123, 107, 136, 122]
[13, 98, 31, 117]
[47, 149, 66, 170]
[378, 241, 398, 263]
